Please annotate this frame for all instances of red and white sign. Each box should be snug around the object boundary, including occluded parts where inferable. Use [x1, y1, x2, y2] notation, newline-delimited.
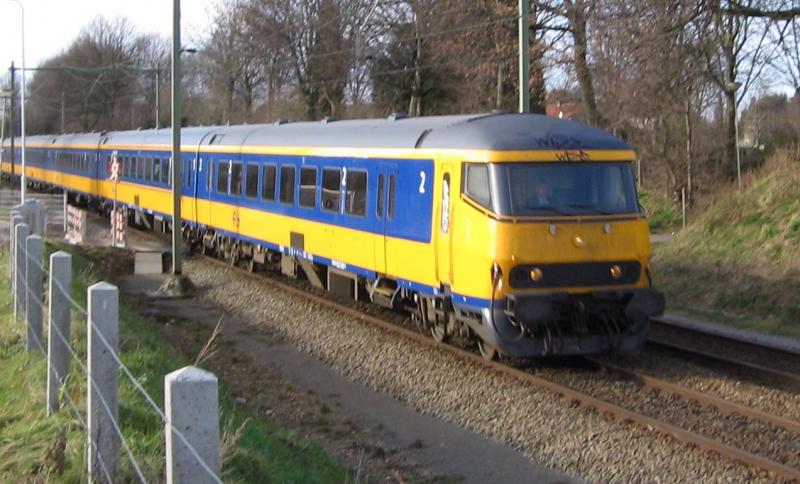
[111, 206, 127, 248]
[108, 151, 121, 182]
[65, 205, 87, 244]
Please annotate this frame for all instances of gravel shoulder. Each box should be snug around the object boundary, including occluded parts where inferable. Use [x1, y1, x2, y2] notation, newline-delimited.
[121, 273, 574, 483]
[186, 257, 777, 483]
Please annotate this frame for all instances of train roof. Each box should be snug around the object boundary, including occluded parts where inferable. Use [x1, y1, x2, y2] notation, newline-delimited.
[238, 113, 631, 151]
[3, 113, 631, 152]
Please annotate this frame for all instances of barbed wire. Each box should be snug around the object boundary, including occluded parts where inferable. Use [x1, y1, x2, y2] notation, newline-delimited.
[19, 240, 223, 484]
[18, 262, 147, 483]
[17, 289, 115, 484]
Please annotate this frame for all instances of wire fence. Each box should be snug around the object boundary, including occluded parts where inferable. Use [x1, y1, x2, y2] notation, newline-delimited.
[8, 204, 222, 483]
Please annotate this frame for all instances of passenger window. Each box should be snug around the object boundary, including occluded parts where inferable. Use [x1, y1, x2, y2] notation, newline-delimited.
[136, 157, 145, 179]
[245, 164, 259, 199]
[279, 165, 296, 204]
[299, 167, 317, 208]
[230, 162, 243, 196]
[162, 158, 170, 185]
[345, 170, 367, 216]
[377, 174, 385, 217]
[464, 164, 491, 209]
[216, 161, 229, 194]
[145, 157, 153, 181]
[262, 165, 276, 201]
[153, 158, 161, 183]
[321, 168, 341, 212]
[388, 174, 396, 220]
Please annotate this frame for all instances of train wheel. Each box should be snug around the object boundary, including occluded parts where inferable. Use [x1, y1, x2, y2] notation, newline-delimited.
[431, 320, 447, 343]
[477, 339, 498, 361]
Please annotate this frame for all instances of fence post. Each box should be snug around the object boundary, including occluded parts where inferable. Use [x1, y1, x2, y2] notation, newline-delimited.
[47, 251, 72, 415]
[10, 214, 23, 276]
[33, 200, 45, 236]
[165, 366, 220, 484]
[14, 223, 29, 320]
[25, 235, 43, 352]
[62, 191, 68, 235]
[87, 282, 119, 483]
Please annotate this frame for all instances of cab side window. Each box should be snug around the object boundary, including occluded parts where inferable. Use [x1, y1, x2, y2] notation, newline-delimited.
[464, 163, 492, 209]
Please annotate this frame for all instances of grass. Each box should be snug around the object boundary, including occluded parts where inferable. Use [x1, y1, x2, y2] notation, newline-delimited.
[0, 241, 352, 482]
[652, 151, 800, 338]
[639, 188, 682, 232]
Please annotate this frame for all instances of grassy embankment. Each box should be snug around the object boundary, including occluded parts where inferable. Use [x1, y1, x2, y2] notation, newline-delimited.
[0, 241, 351, 482]
[652, 151, 800, 337]
[639, 189, 682, 232]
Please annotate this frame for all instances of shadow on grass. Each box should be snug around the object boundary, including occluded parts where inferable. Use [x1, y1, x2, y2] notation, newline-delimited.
[653, 255, 800, 338]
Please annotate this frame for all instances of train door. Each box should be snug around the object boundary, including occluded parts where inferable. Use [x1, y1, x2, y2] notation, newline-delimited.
[437, 164, 453, 286]
[195, 132, 217, 228]
[374, 164, 398, 276]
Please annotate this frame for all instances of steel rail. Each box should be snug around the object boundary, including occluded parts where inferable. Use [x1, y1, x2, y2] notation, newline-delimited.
[647, 338, 800, 387]
[199, 256, 800, 481]
[75, 211, 800, 481]
[587, 358, 800, 435]
[651, 316, 800, 357]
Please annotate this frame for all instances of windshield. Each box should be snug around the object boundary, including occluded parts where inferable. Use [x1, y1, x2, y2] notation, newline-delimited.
[482, 162, 639, 216]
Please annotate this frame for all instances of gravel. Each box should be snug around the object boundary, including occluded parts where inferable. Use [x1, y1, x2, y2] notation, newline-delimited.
[649, 323, 800, 376]
[606, 346, 800, 423]
[186, 258, 781, 483]
[532, 364, 800, 468]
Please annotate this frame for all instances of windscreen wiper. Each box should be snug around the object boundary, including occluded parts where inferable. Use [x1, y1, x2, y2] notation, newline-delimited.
[557, 204, 614, 215]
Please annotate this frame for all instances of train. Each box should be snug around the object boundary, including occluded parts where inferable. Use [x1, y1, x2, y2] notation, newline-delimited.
[0, 112, 664, 359]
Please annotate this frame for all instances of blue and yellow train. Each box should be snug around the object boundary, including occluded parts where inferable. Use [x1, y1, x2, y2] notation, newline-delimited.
[1, 113, 664, 358]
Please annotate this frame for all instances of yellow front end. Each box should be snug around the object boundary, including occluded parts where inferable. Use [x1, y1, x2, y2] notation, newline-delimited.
[447, 154, 664, 357]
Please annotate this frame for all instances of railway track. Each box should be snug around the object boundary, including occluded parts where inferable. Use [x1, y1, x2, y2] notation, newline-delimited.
[195, 254, 800, 481]
[648, 317, 800, 387]
[76, 212, 800, 480]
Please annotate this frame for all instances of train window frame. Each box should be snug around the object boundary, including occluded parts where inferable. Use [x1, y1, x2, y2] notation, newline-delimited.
[136, 157, 145, 179]
[299, 166, 317, 209]
[344, 169, 368, 217]
[230, 161, 244, 196]
[145, 157, 153, 181]
[153, 158, 161, 183]
[387, 174, 396, 220]
[279, 165, 296, 205]
[462, 163, 492, 210]
[245, 163, 259, 199]
[321, 167, 341, 213]
[162, 158, 171, 186]
[216, 160, 229, 194]
[376, 174, 385, 217]
[261, 164, 277, 202]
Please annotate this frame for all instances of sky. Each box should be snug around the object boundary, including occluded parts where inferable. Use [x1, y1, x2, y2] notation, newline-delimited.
[0, 0, 220, 73]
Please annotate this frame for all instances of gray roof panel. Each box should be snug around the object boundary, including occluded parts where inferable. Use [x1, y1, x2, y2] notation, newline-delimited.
[5, 113, 631, 153]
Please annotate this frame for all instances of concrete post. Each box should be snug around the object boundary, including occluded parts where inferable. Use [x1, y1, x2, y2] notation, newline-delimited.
[14, 223, 29, 320]
[47, 251, 72, 415]
[25, 235, 43, 352]
[33, 200, 45, 235]
[24, 199, 36, 228]
[10, 214, 23, 275]
[165, 366, 220, 484]
[87, 282, 119, 483]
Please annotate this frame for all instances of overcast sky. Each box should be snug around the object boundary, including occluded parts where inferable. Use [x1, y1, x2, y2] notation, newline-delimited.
[0, 0, 220, 73]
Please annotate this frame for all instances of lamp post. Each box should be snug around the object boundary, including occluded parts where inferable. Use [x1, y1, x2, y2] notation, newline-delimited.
[4, 0, 26, 202]
[725, 81, 743, 190]
[518, 0, 530, 114]
[171, 0, 182, 276]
